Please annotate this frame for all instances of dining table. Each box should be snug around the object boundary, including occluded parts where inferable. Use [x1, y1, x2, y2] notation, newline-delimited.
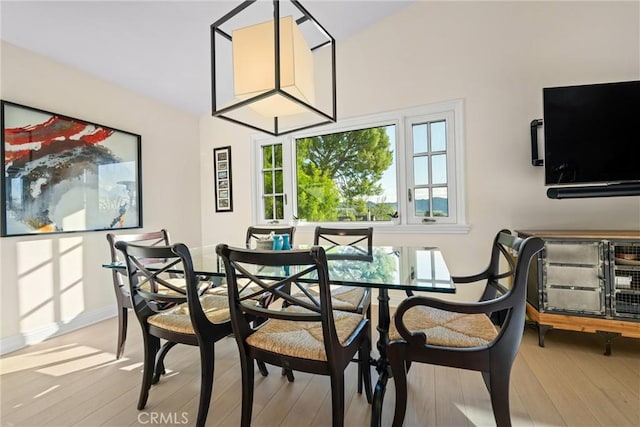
[104, 244, 455, 427]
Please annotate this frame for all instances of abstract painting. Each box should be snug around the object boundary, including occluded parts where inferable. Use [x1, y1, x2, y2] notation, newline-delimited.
[1, 101, 142, 236]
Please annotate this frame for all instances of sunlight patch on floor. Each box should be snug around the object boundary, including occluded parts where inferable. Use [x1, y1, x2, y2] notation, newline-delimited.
[33, 385, 60, 398]
[0, 344, 97, 374]
[455, 403, 495, 426]
[455, 403, 537, 427]
[37, 352, 116, 376]
[119, 361, 143, 371]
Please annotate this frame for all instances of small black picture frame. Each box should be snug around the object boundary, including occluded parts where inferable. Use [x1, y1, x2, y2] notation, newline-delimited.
[213, 146, 233, 212]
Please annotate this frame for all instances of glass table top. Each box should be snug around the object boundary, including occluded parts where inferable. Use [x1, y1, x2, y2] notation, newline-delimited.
[104, 245, 455, 294]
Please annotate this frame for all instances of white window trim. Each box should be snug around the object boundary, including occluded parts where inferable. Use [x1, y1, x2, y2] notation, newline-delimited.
[403, 101, 465, 226]
[250, 99, 469, 234]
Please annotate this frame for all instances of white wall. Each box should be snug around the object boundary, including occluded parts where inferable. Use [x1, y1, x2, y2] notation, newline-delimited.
[2, 1, 639, 353]
[199, 1, 639, 285]
[0, 42, 202, 353]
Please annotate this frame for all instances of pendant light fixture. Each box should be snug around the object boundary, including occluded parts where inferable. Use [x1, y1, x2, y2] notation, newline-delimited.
[211, 0, 336, 136]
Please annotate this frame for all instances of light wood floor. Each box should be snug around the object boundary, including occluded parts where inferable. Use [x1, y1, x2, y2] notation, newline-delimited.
[1, 315, 638, 426]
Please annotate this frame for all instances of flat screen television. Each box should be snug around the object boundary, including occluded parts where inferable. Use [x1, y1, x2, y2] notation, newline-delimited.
[543, 80, 640, 186]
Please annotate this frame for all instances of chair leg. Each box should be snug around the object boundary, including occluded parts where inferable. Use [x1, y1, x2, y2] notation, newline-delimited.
[257, 360, 269, 377]
[282, 367, 295, 382]
[359, 338, 373, 403]
[153, 341, 178, 384]
[329, 372, 345, 427]
[388, 345, 408, 427]
[252, 318, 269, 377]
[240, 355, 255, 427]
[358, 306, 372, 398]
[116, 306, 128, 359]
[195, 341, 215, 427]
[138, 333, 160, 410]
[483, 369, 512, 427]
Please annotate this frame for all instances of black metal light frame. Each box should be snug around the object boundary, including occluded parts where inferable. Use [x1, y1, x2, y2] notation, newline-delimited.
[211, 0, 336, 136]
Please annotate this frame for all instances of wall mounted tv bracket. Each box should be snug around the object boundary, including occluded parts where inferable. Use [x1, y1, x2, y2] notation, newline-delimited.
[530, 119, 544, 166]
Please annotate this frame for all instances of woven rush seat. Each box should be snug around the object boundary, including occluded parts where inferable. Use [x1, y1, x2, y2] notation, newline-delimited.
[148, 295, 230, 335]
[246, 306, 363, 361]
[292, 285, 366, 312]
[389, 305, 498, 347]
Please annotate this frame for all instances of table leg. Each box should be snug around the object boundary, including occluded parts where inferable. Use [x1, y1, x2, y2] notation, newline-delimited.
[371, 288, 391, 427]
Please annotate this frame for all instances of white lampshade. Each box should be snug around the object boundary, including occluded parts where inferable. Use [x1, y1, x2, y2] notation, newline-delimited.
[232, 15, 315, 116]
[211, 0, 336, 136]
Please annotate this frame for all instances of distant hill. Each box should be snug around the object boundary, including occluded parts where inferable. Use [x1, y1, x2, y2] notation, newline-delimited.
[368, 198, 448, 216]
[416, 198, 448, 215]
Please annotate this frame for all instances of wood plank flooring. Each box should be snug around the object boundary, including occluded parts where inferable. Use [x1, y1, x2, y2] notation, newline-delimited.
[1, 315, 638, 426]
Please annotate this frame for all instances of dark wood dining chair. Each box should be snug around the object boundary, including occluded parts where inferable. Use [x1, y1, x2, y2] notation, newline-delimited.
[245, 225, 296, 248]
[387, 230, 544, 427]
[209, 225, 297, 378]
[313, 226, 373, 314]
[106, 230, 173, 359]
[216, 243, 373, 427]
[313, 227, 374, 394]
[115, 241, 232, 427]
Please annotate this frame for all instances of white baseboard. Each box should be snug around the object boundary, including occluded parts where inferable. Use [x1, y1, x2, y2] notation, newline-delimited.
[0, 306, 117, 356]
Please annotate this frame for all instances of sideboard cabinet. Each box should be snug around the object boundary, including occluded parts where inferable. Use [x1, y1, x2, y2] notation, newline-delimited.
[516, 230, 640, 355]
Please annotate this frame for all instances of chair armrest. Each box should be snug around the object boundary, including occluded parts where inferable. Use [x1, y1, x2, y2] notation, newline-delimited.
[393, 294, 512, 346]
[450, 270, 490, 284]
[138, 289, 187, 305]
[406, 271, 490, 297]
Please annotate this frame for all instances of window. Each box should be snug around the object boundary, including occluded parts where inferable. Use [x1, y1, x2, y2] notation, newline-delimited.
[252, 100, 467, 232]
[295, 125, 396, 222]
[405, 107, 460, 225]
[261, 143, 285, 221]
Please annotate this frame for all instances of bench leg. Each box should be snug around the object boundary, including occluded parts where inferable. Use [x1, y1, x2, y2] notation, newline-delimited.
[537, 324, 553, 347]
[596, 331, 621, 356]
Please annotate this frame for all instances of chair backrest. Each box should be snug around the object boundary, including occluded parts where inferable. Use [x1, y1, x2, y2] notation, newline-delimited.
[114, 241, 214, 337]
[314, 227, 373, 255]
[245, 226, 296, 248]
[478, 228, 519, 302]
[216, 244, 343, 354]
[106, 230, 172, 295]
[486, 232, 544, 353]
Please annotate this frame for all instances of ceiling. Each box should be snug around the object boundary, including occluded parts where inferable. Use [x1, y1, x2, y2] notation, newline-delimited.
[1, 0, 412, 115]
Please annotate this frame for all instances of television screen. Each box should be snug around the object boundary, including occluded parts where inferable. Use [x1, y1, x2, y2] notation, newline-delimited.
[543, 80, 640, 186]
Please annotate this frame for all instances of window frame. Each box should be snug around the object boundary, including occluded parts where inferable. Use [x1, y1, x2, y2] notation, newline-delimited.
[251, 99, 468, 234]
[405, 109, 457, 225]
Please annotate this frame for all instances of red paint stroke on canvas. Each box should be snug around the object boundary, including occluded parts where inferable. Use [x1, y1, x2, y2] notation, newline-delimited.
[4, 115, 114, 165]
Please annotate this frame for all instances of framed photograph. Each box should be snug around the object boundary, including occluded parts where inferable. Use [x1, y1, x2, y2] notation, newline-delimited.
[213, 146, 233, 212]
[1, 100, 142, 237]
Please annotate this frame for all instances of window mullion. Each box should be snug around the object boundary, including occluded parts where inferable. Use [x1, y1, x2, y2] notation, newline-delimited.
[283, 136, 294, 222]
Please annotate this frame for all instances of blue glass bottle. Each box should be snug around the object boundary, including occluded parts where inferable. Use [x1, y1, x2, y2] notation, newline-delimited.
[281, 234, 291, 250]
[272, 235, 283, 250]
[281, 234, 291, 275]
